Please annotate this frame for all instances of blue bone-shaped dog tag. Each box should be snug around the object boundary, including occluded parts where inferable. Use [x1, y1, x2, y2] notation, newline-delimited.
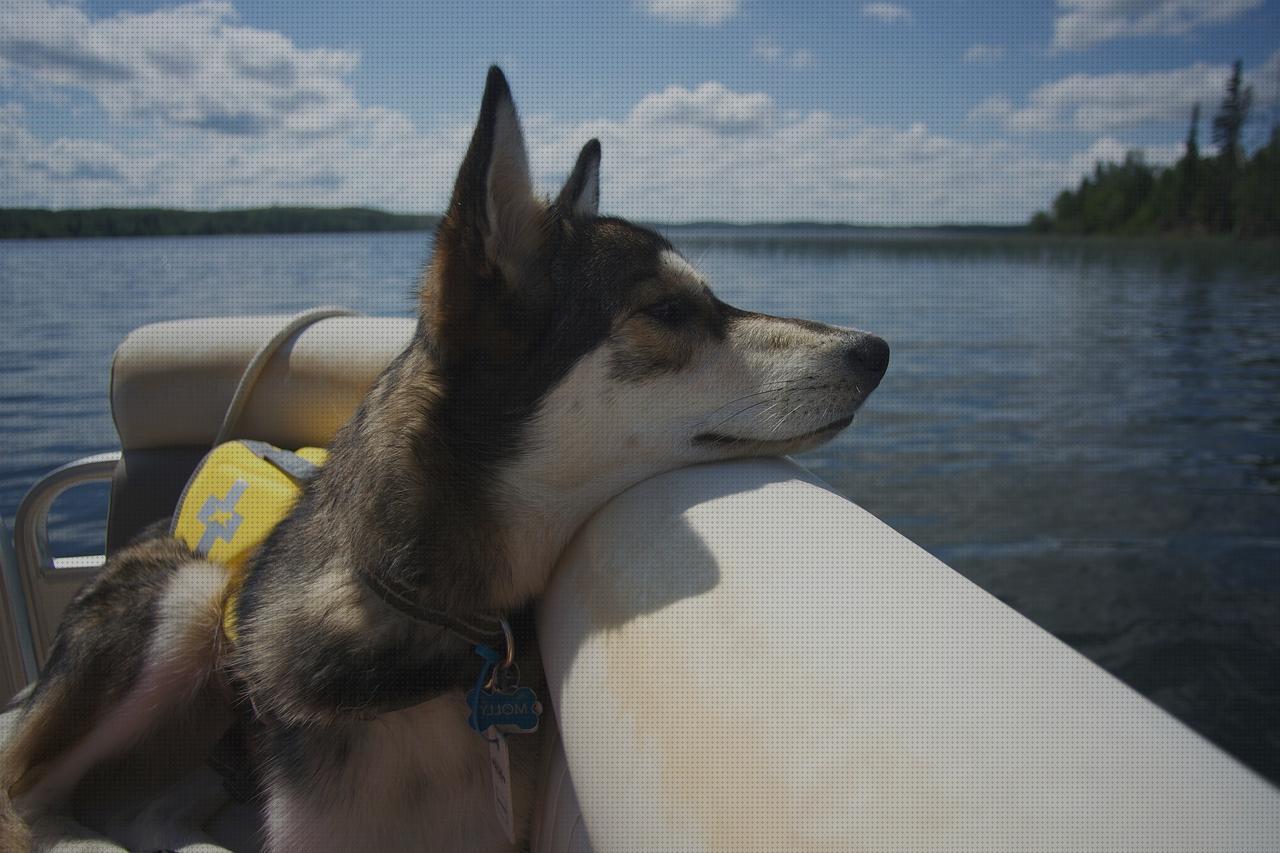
[467, 685, 542, 734]
[467, 644, 543, 734]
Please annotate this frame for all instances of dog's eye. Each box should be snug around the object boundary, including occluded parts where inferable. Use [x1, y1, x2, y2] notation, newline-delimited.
[640, 299, 690, 326]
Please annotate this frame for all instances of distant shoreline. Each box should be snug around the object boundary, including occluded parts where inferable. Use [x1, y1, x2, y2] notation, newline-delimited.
[0, 207, 1041, 239]
[0, 207, 439, 239]
[3, 207, 1275, 244]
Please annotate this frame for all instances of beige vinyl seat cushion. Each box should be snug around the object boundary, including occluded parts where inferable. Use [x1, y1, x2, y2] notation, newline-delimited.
[106, 315, 414, 552]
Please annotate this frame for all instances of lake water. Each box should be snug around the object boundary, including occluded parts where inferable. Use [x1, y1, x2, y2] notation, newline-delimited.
[2, 230, 1278, 786]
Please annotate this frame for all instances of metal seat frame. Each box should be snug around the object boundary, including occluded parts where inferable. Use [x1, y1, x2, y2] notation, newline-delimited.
[2, 451, 120, 684]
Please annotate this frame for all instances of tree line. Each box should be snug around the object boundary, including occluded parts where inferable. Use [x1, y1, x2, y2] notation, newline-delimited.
[1031, 61, 1278, 237]
[0, 207, 437, 239]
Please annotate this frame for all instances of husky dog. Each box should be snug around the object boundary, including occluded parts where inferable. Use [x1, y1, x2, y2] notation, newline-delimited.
[0, 67, 888, 852]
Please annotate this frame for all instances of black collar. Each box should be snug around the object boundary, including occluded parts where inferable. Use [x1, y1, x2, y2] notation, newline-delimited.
[356, 566, 510, 650]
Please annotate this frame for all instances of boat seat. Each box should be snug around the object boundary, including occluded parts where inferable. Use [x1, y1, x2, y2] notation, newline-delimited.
[19, 313, 422, 671]
[106, 314, 415, 552]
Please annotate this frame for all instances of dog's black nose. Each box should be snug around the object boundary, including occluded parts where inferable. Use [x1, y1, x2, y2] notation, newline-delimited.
[846, 334, 890, 382]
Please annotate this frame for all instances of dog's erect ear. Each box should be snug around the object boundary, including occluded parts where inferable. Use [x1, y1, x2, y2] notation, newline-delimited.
[425, 67, 546, 362]
[443, 66, 542, 280]
[556, 139, 601, 219]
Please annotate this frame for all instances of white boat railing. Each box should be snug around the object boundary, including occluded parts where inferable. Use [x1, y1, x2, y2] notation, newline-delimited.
[538, 458, 1280, 851]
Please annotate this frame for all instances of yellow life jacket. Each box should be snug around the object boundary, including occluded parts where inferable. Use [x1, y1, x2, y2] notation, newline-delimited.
[171, 440, 327, 644]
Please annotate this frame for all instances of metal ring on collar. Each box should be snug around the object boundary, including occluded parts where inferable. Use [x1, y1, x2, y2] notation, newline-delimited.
[499, 618, 514, 669]
[485, 619, 516, 691]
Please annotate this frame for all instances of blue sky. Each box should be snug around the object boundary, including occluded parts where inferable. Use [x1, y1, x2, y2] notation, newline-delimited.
[2, 0, 1278, 223]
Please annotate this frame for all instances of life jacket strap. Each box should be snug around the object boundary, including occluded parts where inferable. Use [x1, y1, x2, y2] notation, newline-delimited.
[237, 439, 321, 482]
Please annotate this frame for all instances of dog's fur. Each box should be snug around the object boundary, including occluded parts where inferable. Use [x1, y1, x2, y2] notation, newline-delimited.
[0, 67, 888, 852]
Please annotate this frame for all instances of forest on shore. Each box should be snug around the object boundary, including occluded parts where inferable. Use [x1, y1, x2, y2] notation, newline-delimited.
[1031, 61, 1279, 237]
[0, 207, 436, 239]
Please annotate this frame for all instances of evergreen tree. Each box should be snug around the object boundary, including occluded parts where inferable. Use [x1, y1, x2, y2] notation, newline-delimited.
[1212, 61, 1254, 168]
[1176, 105, 1201, 228]
[1211, 60, 1254, 231]
[1186, 103, 1201, 161]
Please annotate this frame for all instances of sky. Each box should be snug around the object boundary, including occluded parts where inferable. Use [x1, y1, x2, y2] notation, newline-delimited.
[1, 0, 1278, 224]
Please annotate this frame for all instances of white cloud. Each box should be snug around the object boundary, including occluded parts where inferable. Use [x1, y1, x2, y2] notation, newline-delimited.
[1052, 0, 1262, 52]
[521, 89, 1180, 225]
[642, 0, 739, 26]
[0, 3, 1199, 224]
[969, 51, 1280, 133]
[963, 44, 1006, 63]
[627, 82, 776, 133]
[861, 3, 914, 24]
[752, 36, 817, 70]
[2, 78, 1180, 223]
[1067, 136, 1183, 175]
[0, 102, 132, 187]
[0, 0, 361, 137]
[0, 96, 470, 211]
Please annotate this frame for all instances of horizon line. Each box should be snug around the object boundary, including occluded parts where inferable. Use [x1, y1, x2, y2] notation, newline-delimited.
[0, 206, 1030, 231]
